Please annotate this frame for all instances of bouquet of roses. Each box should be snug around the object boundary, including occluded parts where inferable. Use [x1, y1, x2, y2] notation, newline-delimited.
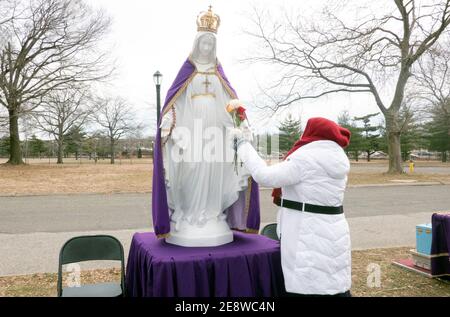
[226, 99, 250, 174]
[226, 99, 247, 128]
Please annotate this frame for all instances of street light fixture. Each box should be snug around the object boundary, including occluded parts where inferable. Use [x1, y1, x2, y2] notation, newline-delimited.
[153, 71, 163, 126]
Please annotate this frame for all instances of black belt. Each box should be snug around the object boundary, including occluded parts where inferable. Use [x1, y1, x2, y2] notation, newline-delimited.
[275, 198, 344, 215]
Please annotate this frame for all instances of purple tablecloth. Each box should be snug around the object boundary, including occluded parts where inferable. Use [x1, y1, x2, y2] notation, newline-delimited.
[431, 213, 450, 277]
[125, 231, 285, 297]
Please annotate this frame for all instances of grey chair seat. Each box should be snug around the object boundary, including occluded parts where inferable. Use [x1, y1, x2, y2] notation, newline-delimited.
[61, 282, 123, 297]
[261, 223, 279, 241]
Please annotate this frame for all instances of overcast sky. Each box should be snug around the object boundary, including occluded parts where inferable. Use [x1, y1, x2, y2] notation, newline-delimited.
[86, 0, 385, 136]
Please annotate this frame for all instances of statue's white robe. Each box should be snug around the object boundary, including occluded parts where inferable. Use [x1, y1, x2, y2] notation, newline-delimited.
[162, 67, 249, 231]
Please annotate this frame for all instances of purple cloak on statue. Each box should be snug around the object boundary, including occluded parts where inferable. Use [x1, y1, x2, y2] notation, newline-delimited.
[152, 58, 261, 237]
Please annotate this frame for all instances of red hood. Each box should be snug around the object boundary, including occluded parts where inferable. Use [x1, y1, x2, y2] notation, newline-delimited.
[272, 117, 351, 203]
[284, 117, 351, 158]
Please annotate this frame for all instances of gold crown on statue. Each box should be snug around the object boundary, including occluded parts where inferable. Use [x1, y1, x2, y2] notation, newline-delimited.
[197, 5, 221, 34]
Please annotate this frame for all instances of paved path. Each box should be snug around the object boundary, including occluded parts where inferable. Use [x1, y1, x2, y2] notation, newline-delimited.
[1, 185, 450, 234]
[1, 185, 449, 276]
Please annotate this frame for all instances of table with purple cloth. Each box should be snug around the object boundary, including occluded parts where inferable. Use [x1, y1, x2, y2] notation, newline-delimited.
[431, 213, 450, 278]
[125, 231, 286, 297]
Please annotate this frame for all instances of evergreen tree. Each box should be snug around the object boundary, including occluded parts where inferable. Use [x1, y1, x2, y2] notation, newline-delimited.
[64, 127, 87, 160]
[278, 114, 302, 153]
[353, 113, 381, 161]
[0, 136, 10, 157]
[94, 135, 110, 159]
[377, 121, 389, 153]
[398, 105, 424, 161]
[82, 137, 99, 160]
[426, 100, 450, 162]
[338, 111, 364, 161]
[29, 135, 47, 158]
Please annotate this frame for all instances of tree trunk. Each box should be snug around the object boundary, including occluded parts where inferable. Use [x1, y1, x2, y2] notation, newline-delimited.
[386, 119, 403, 174]
[57, 139, 64, 164]
[110, 139, 115, 164]
[367, 151, 371, 162]
[7, 109, 24, 165]
[385, 69, 410, 174]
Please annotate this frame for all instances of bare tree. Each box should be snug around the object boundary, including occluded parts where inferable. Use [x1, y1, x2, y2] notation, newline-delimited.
[0, 0, 113, 165]
[32, 86, 92, 164]
[0, 105, 6, 130]
[0, 0, 14, 26]
[0, 1, 13, 132]
[414, 42, 450, 114]
[94, 97, 138, 164]
[413, 42, 450, 159]
[245, 0, 450, 173]
[0, 0, 15, 55]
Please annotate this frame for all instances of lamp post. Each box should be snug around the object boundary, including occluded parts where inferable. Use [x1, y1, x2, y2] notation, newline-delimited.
[153, 71, 163, 127]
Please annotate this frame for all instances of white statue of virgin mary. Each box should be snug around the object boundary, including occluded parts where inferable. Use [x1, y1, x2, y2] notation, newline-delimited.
[154, 7, 260, 247]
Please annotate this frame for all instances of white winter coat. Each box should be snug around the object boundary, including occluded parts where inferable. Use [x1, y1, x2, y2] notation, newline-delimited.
[237, 140, 351, 295]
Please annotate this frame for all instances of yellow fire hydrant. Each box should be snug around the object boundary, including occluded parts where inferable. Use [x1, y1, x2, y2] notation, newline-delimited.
[409, 160, 415, 173]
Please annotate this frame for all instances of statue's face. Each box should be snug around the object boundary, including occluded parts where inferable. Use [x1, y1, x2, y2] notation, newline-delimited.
[198, 36, 214, 57]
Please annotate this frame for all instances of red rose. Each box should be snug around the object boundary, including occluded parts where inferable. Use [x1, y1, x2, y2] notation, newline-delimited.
[237, 106, 247, 121]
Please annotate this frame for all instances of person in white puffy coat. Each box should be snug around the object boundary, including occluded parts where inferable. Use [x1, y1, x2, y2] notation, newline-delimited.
[231, 117, 352, 297]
